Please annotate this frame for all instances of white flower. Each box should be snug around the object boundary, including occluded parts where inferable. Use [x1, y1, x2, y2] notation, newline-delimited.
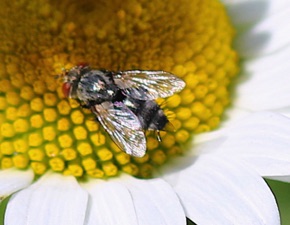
[1, 0, 290, 224]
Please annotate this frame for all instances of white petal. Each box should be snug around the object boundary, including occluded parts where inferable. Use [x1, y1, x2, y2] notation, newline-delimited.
[0, 169, 34, 198]
[82, 179, 138, 225]
[5, 172, 88, 225]
[83, 175, 185, 225]
[119, 176, 186, 225]
[222, 0, 290, 26]
[236, 6, 290, 57]
[163, 155, 280, 225]
[218, 112, 290, 176]
[234, 43, 290, 111]
[196, 112, 290, 177]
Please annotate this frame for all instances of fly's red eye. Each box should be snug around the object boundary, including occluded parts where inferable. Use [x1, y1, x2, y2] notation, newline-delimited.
[62, 82, 71, 97]
[77, 62, 88, 68]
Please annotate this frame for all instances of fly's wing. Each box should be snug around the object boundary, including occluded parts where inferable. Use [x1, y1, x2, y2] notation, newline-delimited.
[92, 102, 146, 157]
[113, 70, 186, 100]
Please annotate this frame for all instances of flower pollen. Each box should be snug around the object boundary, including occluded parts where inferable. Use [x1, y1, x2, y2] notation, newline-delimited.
[0, 0, 238, 178]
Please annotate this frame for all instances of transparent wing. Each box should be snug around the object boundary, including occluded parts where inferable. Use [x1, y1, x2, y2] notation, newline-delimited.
[114, 70, 186, 100]
[92, 102, 146, 157]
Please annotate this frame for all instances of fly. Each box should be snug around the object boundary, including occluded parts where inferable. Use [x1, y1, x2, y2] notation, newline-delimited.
[60, 64, 185, 157]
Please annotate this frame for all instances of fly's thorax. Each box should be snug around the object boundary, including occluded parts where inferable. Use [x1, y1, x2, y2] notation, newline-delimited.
[76, 70, 119, 105]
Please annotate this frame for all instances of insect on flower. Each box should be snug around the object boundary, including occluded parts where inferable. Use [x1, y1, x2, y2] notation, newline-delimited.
[60, 64, 186, 157]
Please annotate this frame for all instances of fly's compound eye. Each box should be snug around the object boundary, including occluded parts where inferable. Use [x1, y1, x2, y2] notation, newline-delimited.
[77, 62, 89, 68]
[62, 82, 71, 97]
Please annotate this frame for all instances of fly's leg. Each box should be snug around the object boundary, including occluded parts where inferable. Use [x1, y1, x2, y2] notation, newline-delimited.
[156, 130, 162, 142]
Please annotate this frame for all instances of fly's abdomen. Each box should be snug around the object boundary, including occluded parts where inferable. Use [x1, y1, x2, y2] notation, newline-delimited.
[124, 98, 168, 131]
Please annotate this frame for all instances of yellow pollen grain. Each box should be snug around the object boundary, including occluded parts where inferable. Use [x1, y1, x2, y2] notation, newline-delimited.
[0, 97, 7, 110]
[176, 129, 190, 143]
[17, 104, 32, 118]
[204, 94, 217, 107]
[172, 64, 187, 77]
[191, 102, 206, 116]
[44, 93, 57, 106]
[61, 148, 77, 161]
[0, 80, 12, 92]
[184, 61, 197, 72]
[43, 126, 56, 141]
[13, 119, 29, 133]
[115, 153, 130, 165]
[28, 133, 43, 147]
[117, 10, 126, 20]
[31, 162, 47, 175]
[58, 134, 73, 148]
[49, 157, 65, 171]
[71, 110, 85, 124]
[184, 73, 199, 89]
[122, 163, 139, 176]
[6, 63, 19, 75]
[57, 118, 71, 131]
[133, 154, 149, 164]
[0, 141, 14, 155]
[77, 142, 93, 156]
[33, 80, 47, 95]
[194, 85, 209, 99]
[43, 108, 58, 122]
[73, 126, 88, 140]
[208, 116, 220, 129]
[176, 107, 192, 121]
[96, 148, 113, 161]
[28, 149, 45, 161]
[146, 137, 159, 151]
[180, 89, 195, 105]
[68, 99, 80, 109]
[57, 100, 71, 115]
[13, 139, 28, 153]
[206, 78, 218, 91]
[5, 107, 17, 121]
[45, 143, 59, 157]
[213, 102, 224, 116]
[20, 86, 35, 100]
[195, 124, 211, 133]
[170, 119, 182, 130]
[139, 164, 153, 178]
[183, 117, 200, 130]
[90, 133, 106, 147]
[151, 150, 166, 165]
[67, 164, 83, 177]
[166, 94, 181, 108]
[11, 74, 25, 88]
[162, 134, 176, 149]
[85, 120, 99, 131]
[1, 123, 15, 138]
[13, 154, 29, 169]
[87, 168, 104, 178]
[102, 162, 118, 177]
[30, 98, 44, 112]
[82, 157, 97, 171]
[30, 114, 44, 128]
[1, 157, 13, 169]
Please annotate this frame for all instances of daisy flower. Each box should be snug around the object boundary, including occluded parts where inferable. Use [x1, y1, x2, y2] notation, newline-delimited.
[0, 0, 289, 224]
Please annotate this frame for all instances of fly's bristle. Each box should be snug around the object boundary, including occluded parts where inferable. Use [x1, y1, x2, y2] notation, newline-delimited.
[163, 121, 176, 132]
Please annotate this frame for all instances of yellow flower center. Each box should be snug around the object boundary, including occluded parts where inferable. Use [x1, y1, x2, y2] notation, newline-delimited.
[0, 0, 239, 178]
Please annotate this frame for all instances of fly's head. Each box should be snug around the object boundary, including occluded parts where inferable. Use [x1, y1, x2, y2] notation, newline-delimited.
[61, 63, 89, 98]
